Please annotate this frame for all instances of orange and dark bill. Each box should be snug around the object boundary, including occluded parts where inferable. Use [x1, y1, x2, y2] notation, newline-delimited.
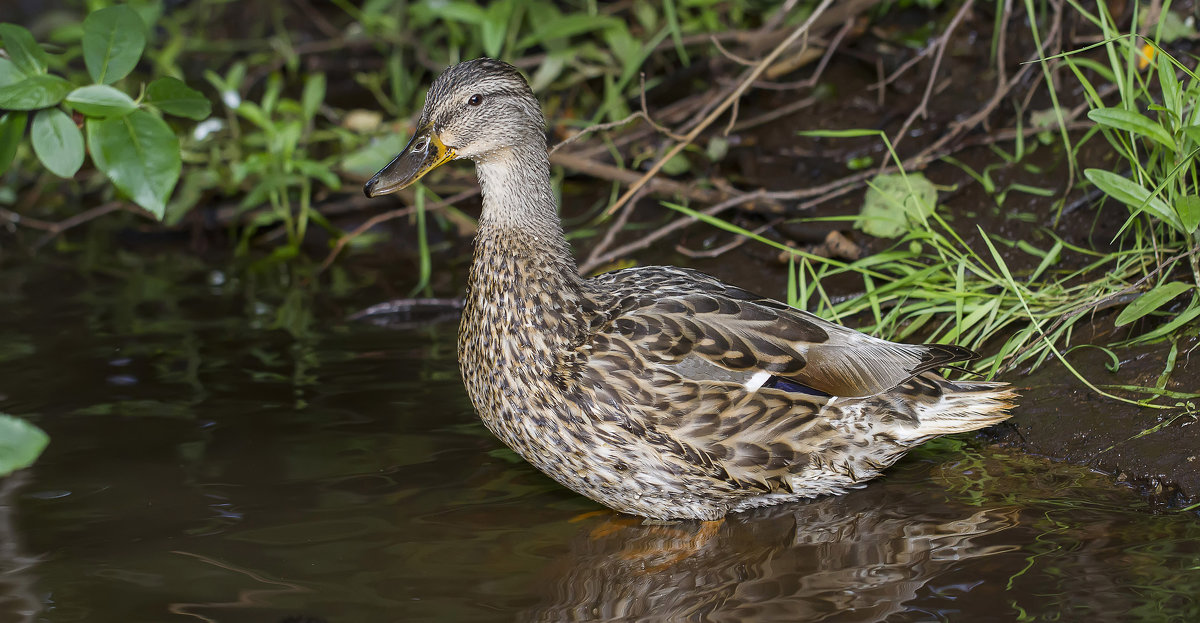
[363, 123, 456, 197]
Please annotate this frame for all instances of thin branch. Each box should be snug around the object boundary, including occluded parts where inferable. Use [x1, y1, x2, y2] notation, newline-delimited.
[889, 0, 975, 154]
[602, 0, 838, 218]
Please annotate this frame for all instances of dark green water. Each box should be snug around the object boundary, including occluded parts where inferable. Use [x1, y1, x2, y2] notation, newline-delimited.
[2, 257, 1199, 623]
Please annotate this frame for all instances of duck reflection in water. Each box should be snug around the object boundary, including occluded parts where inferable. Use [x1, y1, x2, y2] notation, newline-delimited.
[522, 486, 1020, 623]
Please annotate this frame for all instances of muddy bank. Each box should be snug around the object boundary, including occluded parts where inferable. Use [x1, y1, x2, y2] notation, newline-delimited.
[992, 344, 1199, 509]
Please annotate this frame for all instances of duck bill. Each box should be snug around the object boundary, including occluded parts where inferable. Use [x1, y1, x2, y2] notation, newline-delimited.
[363, 124, 456, 197]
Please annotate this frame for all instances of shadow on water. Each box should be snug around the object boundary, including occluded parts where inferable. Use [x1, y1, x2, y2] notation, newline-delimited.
[1, 255, 1199, 622]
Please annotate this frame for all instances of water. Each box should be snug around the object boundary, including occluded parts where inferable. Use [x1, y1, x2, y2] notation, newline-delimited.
[2, 257, 1199, 623]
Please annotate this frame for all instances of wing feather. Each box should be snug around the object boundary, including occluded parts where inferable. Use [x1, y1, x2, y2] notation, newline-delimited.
[587, 266, 975, 397]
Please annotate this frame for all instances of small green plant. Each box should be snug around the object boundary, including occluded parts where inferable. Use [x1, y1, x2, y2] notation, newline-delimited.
[202, 64, 341, 256]
[0, 5, 210, 218]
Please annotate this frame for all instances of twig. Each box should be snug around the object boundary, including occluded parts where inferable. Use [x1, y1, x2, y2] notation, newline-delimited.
[549, 76, 684, 156]
[602, 0, 838, 218]
[32, 201, 130, 250]
[550, 152, 725, 204]
[751, 17, 854, 91]
[729, 93, 821, 133]
[889, 0, 975, 154]
[710, 35, 756, 66]
[0, 208, 56, 231]
[580, 190, 769, 274]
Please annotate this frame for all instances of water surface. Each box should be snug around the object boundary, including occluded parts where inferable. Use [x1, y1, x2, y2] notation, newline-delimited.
[1, 258, 1198, 622]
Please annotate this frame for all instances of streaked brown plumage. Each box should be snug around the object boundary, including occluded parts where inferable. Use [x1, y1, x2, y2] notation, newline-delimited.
[365, 58, 1017, 521]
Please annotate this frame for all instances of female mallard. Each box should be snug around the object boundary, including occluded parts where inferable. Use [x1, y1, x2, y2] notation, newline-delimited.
[364, 59, 1016, 521]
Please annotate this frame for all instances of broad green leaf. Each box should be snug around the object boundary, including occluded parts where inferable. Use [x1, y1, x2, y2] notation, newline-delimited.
[1087, 108, 1175, 150]
[82, 5, 147, 84]
[857, 172, 937, 238]
[0, 413, 49, 477]
[0, 24, 48, 75]
[87, 110, 180, 218]
[0, 73, 72, 110]
[65, 84, 137, 117]
[31, 108, 84, 178]
[1115, 282, 1195, 326]
[145, 77, 210, 120]
[0, 57, 26, 86]
[1084, 168, 1182, 231]
[1177, 195, 1200, 234]
[300, 74, 324, 122]
[0, 111, 27, 175]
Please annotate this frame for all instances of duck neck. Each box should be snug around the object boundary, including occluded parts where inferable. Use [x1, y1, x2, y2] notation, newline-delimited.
[471, 142, 580, 290]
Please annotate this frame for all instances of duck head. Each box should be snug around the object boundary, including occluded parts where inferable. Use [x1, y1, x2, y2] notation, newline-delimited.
[363, 58, 545, 197]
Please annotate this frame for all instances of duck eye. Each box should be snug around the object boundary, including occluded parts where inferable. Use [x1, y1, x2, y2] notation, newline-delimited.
[467, 94, 484, 106]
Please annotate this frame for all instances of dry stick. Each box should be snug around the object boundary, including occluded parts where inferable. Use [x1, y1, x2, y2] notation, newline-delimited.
[31, 201, 127, 250]
[675, 217, 781, 259]
[549, 76, 685, 157]
[888, 0, 976, 155]
[580, 191, 768, 274]
[550, 152, 724, 204]
[601, 0, 837, 219]
[318, 188, 479, 272]
[0, 208, 57, 231]
[751, 17, 854, 92]
[729, 93, 821, 133]
[710, 35, 756, 67]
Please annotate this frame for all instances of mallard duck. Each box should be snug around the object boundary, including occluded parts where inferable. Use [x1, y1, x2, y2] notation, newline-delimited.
[364, 58, 1016, 521]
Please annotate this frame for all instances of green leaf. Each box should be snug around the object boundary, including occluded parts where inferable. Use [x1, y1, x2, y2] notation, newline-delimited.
[1087, 107, 1175, 150]
[857, 172, 938, 238]
[65, 84, 137, 117]
[87, 110, 180, 218]
[1177, 195, 1200, 234]
[341, 132, 408, 178]
[1084, 168, 1182, 231]
[661, 152, 690, 175]
[0, 413, 49, 477]
[0, 111, 27, 175]
[81, 5, 147, 84]
[31, 108, 84, 178]
[0, 56, 28, 87]
[1115, 282, 1195, 326]
[1183, 125, 1200, 147]
[0, 73, 72, 110]
[481, 0, 513, 58]
[300, 73, 324, 122]
[431, 1, 487, 24]
[1157, 49, 1181, 115]
[145, 77, 210, 120]
[0, 23, 48, 75]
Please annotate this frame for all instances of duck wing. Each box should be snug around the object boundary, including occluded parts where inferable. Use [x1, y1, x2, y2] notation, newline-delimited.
[585, 266, 974, 398]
